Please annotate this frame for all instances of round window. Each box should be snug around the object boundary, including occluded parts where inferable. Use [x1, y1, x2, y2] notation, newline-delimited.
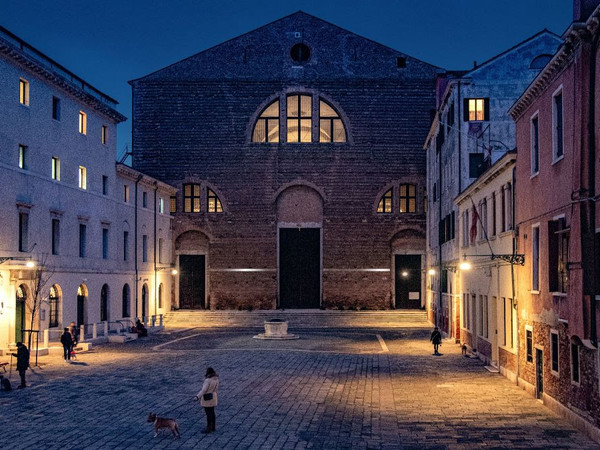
[290, 43, 310, 63]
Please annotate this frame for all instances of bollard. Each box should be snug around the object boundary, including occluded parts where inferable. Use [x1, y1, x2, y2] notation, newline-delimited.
[151, 315, 156, 328]
[79, 324, 85, 343]
[92, 323, 97, 340]
[159, 314, 163, 326]
[104, 321, 109, 337]
[43, 329, 49, 348]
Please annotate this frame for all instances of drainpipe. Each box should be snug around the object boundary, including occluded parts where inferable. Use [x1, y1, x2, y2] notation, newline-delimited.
[512, 166, 520, 385]
[153, 181, 158, 319]
[134, 173, 143, 319]
[586, 31, 598, 348]
[437, 114, 443, 331]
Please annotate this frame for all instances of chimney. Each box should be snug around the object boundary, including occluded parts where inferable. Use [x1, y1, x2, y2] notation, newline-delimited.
[573, 0, 600, 21]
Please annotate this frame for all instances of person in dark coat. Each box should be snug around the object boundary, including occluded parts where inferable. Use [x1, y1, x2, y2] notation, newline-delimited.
[135, 319, 148, 337]
[11, 342, 30, 388]
[60, 328, 73, 362]
[430, 326, 442, 355]
[68, 321, 78, 345]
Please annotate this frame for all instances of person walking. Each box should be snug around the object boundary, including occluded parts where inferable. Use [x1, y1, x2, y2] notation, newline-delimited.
[60, 328, 73, 362]
[11, 342, 30, 388]
[194, 367, 219, 433]
[430, 326, 442, 355]
[68, 321, 78, 346]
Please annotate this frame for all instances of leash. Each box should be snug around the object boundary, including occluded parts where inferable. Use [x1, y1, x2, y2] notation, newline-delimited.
[159, 397, 195, 416]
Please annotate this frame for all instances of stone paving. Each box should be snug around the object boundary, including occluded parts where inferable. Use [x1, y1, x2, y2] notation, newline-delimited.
[0, 326, 598, 449]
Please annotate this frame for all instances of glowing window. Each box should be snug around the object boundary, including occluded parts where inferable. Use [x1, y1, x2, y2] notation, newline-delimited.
[184, 184, 201, 213]
[377, 189, 393, 213]
[170, 196, 177, 213]
[252, 100, 279, 143]
[52, 157, 60, 180]
[79, 111, 87, 135]
[287, 94, 312, 143]
[18, 145, 26, 169]
[207, 189, 223, 213]
[399, 184, 416, 213]
[49, 285, 60, 328]
[319, 100, 346, 143]
[467, 98, 487, 121]
[102, 125, 108, 144]
[78, 166, 87, 190]
[19, 78, 29, 106]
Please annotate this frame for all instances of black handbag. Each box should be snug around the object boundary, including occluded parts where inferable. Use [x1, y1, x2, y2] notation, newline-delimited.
[203, 393, 213, 401]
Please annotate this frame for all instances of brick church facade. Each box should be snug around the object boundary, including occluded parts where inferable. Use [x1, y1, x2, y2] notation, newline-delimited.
[130, 12, 440, 310]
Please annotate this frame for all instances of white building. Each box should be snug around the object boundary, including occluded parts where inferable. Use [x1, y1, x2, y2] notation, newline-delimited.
[0, 25, 175, 350]
[455, 151, 518, 377]
[424, 31, 562, 338]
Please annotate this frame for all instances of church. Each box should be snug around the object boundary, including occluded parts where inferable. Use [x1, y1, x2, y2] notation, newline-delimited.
[130, 12, 440, 310]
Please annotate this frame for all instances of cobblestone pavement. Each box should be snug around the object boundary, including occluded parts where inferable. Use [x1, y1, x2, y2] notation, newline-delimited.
[0, 327, 598, 449]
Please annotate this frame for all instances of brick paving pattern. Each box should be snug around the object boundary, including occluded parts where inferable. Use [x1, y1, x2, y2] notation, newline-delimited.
[0, 327, 598, 449]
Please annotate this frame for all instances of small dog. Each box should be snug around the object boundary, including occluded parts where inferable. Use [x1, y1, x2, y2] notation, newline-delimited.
[461, 344, 468, 356]
[147, 413, 180, 438]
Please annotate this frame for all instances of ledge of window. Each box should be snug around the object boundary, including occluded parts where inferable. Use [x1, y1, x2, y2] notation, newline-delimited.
[526, 358, 533, 365]
[498, 230, 514, 238]
[530, 290, 540, 295]
[551, 292, 567, 297]
[571, 380, 581, 387]
[499, 345, 517, 355]
[551, 370, 559, 377]
[551, 155, 564, 166]
[488, 235, 497, 241]
[19, 103, 30, 109]
[530, 171, 539, 179]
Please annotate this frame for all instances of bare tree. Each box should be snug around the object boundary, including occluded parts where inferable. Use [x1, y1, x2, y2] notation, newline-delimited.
[25, 254, 54, 351]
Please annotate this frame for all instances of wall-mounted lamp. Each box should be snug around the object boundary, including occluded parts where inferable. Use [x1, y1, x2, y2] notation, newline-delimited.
[156, 265, 177, 275]
[0, 256, 36, 268]
[428, 269, 436, 276]
[401, 271, 409, 278]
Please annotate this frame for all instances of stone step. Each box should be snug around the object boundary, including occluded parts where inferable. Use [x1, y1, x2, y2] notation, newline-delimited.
[163, 310, 430, 328]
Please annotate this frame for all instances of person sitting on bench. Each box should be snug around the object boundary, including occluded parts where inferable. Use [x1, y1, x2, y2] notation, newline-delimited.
[135, 319, 148, 337]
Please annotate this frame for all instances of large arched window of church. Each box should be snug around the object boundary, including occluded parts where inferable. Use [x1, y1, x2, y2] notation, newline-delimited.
[377, 189, 393, 213]
[252, 100, 279, 143]
[207, 188, 223, 213]
[319, 100, 346, 142]
[287, 94, 312, 143]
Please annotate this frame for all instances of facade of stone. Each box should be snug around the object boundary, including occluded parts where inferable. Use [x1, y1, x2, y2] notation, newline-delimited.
[130, 12, 440, 310]
[455, 152, 518, 378]
[0, 26, 175, 349]
[424, 32, 562, 336]
[509, 2, 600, 434]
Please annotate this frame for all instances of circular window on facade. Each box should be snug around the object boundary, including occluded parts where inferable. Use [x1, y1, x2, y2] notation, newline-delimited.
[290, 43, 310, 63]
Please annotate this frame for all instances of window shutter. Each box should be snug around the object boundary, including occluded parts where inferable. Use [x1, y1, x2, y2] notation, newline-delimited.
[484, 98, 490, 121]
[463, 98, 469, 121]
[548, 220, 559, 292]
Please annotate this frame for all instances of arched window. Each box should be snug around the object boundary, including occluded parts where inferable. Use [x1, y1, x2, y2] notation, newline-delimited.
[100, 284, 109, 322]
[158, 283, 163, 309]
[49, 285, 60, 328]
[319, 100, 346, 142]
[530, 54, 553, 69]
[252, 100, 279, 143]
[252, 93, 348, 144]
[377, 189, 393, 213]
[399, 184, 416, 213]
[141, 284, 148, 319]
[77, 284, 87, 327]
[207, 189, 223, 213]
[122, 284, 130, 318]
[287, 94, 312, 143]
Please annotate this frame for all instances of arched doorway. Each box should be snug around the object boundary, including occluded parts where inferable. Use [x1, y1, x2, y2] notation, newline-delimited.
[49, 285, 61, 328]
[15, 285, 27, 343]
[276, 184, 323, 309]
[77, 284, 87, 327]
[175, 230, 209, 309]
[141, 284, 148, 319]
[122, 284, 130, 318]
[100, 284, 109, 322]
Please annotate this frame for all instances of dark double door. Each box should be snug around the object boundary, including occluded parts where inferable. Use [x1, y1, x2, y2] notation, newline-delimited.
[179, 255, 206, 309]
[395, 254, 422, 309]
[279, 228, 320, 309]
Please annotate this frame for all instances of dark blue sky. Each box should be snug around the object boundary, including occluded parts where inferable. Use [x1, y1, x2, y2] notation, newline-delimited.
[1, 0, 571, 156]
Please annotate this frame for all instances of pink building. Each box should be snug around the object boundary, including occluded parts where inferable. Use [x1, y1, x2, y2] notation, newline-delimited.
[510, 0, 600, 438]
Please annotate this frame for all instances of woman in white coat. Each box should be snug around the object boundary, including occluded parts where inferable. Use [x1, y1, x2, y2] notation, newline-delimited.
[195, 367, 219, 433]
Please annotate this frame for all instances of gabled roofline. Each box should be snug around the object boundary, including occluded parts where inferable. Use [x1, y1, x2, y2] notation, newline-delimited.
[465, 29, 562, 76]
[129, 10, 442, 84]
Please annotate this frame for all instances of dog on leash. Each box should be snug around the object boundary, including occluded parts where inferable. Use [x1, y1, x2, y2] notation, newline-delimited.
[147, 413, 180, 438]
[461, 344, 468, 356]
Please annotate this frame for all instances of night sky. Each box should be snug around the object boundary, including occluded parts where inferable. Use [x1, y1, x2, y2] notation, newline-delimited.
[1, 0, 571, 155]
